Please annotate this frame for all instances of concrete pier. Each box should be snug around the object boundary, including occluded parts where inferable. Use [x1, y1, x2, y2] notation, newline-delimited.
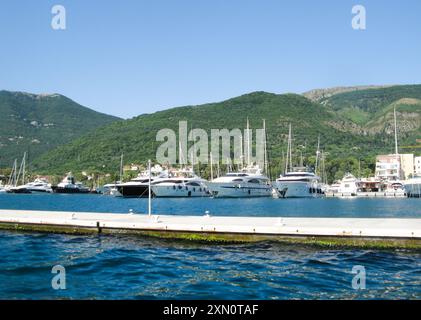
[0, 209, 420, 248]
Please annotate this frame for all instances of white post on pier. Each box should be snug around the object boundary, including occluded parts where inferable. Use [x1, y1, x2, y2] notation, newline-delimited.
[148, 159, 152, 216]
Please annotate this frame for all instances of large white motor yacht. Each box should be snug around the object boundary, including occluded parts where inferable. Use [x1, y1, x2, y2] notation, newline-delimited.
[206, 165, 272, 198]
[275, 170, 323, 198]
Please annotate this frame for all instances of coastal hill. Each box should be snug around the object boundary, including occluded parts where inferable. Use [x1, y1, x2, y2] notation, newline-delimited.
[0, 91, 121, 167]
[30, 85, 421, 181]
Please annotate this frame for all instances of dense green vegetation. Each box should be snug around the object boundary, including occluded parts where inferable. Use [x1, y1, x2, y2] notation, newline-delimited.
[0, 91, 120, 168]
[29, 86, 421, 183]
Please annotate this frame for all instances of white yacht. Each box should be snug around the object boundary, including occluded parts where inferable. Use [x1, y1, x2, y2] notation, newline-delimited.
[151, 168, 210, 197]
[206, 165, 272, 198]
[404, 175, 421, 198]
[23, 178, 53, 193]
[274, 125, 324, 198]
[275, 170, 323, 198]
[8, 177, 53, 193]
[0, 182, 6, 193]
[335, 173, 361, 196]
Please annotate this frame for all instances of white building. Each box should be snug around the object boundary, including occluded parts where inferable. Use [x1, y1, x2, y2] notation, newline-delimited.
[375, 154, 415, 180]
[375, 155, 401, 181]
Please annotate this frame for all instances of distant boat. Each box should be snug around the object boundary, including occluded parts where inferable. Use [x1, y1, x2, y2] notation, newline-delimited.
[23, 178, 53, 193]
[151, 168, 210, 197]
[52, 173, 90, 194]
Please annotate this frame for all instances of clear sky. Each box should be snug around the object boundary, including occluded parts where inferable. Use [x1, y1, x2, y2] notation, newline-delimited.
[1, 0, 421, 118]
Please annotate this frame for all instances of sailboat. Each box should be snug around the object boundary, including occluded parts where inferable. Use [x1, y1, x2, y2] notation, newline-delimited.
[7, 153, 32, 194]
[206, 119, 272, 198]
[274, 125, 323, 198]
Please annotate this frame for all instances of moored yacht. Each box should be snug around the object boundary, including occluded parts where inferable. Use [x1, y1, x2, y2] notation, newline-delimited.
[275, 169, 323, 198]
[25, 178, 53, 193]
[52, 173, 90, 194]
[116, 164, 168, 197]
[274, 125, 324, 198]
[151, 168, 210, 197]
[206, 165, 272, 198]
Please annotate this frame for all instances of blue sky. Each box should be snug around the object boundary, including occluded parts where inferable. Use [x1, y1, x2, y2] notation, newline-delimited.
[1, 0, 421, 118]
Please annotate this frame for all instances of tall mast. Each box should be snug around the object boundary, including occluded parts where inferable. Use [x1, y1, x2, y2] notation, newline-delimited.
[285, 123, 292, 173]
[148, 159, 151, 216]
[209, 152, 213, 181]
[119, 153, 124, 182]
[246, 117, 251, 166]
[22, 152, 26, 185]
[315, 135, 320, 175]
[263, 119, 268, 174]
[394, 107, 399, 156]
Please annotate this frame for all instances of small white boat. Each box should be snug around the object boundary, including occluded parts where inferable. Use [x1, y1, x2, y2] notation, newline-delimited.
[206, 165, 272, 198]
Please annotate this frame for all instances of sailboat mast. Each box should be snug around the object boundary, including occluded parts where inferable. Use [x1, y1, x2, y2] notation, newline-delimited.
[263, 119, 268, 174]
[148, 159, 151, 216]
[394, 107, 399, 156]
[246, 117, 251, 166]
[119, 154, 124, 182]
[315, 135, 320, 175]
[210, 152, 213, 181]
[22, 152, 26, 185]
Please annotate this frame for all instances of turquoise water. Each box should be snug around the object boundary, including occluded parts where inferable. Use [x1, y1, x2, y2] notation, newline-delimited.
[0, 194, 420, 299]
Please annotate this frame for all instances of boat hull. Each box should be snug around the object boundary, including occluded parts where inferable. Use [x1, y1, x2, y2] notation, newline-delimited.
[152, 185, 210, 197]
[275, 181, 323, 198]
[116, 185, 153, 197]
[207, 182, 272, 198]
[52, 187, 90, 194]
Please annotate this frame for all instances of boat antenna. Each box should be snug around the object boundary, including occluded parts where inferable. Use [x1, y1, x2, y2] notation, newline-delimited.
[148, 159, 152, 216]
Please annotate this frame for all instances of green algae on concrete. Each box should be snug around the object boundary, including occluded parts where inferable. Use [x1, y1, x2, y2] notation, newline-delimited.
[0, 222, 420, 250]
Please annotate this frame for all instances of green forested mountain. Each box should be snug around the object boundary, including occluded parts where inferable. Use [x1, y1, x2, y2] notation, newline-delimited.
[0, 85, 421, 181]
[0, 91, 120, 167]
[29, 86, 421, 182]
